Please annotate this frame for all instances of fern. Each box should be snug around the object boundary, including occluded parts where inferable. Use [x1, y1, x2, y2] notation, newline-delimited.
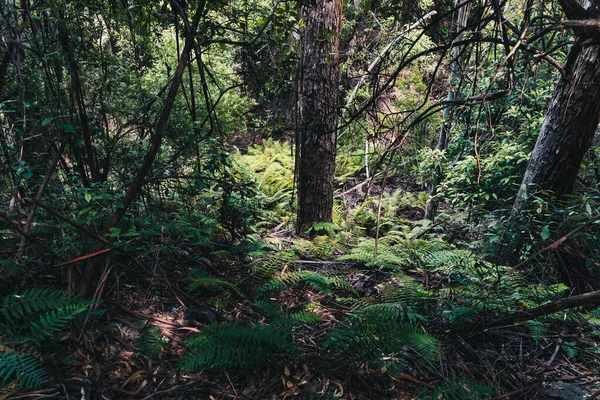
[257, 271, 353, 296]
[307, 222, 340, 237]
[324, 318, 438, 365]
[0, 259, 23, 275]
[180, 322, 299, 370]
[137, 326, 167, 359]
[0, 289, 94, 389]
[28, 305, 89, 346]
[289, 311, 322, 324]
[1, 288, 78, 322]
[0, 352, 48, 389]
[188, 268, 244, 297]
[250, 251, 297, 284]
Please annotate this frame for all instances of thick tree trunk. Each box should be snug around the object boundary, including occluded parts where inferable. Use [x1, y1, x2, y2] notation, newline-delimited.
[512, 41, 600, 216]
[296, 0, 342, 233]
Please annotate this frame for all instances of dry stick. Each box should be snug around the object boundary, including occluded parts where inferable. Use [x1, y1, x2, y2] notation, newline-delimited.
[514, 214, 600, 269]
[373, 165, 390, 261]
[25, 197, 110, 245]
[17, 142, 67, 258]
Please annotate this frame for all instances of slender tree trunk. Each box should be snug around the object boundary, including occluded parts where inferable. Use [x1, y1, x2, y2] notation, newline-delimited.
[425, 0, 469, 221]
[296, 0, 342, 233]
[80, 2, 205, 295]
[511, 41, 600, 216]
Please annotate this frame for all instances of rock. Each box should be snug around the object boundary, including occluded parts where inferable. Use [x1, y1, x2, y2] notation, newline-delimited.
[184, 307, 217, 324]
[539, 381, 590, 400]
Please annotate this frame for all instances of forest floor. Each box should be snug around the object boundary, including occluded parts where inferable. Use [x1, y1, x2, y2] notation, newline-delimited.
[6, 179, 600, 400]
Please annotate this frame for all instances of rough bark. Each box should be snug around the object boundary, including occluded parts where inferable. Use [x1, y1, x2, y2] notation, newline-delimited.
[512, 41, 600, 216]
[296, 0, 342, 233]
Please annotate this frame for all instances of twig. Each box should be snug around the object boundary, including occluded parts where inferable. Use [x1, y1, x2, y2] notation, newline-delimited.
[514, 214, 600, 269]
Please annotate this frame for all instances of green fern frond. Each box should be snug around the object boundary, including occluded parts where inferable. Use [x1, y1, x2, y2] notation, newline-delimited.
[324, 319, 438, 364]
[0, 259, 23, 275]
[251, 251, 297, 284]
[524, 320, 546, 344]
[352, 303, 402, 320]
[252, 300, 284, 320]
[188, 268, 244, 297]
[257, 271, 352, 297]
[307, 222, 340, 237]
[28, 305, 88, 345]
[289, 311, 322, 324]
[0, 352, 48, 389]
[181, 322, 299, 370]
[1, 289, 77, 322]
[137, 326, 167, 359]
[422, 249, 476, 270]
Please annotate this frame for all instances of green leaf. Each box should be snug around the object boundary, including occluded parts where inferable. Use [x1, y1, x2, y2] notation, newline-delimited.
[57, 123, 76, 134]
[108, 227, 121, 237]
[41, 118, 52, 126]
[84, 193, 92, 202]
[540, 226, 551, 241]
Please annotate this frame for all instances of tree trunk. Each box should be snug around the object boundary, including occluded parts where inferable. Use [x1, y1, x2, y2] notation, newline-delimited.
[511, 41, 600, 216]
[424, 0, 469, 221]
[296, 0, 342, 233]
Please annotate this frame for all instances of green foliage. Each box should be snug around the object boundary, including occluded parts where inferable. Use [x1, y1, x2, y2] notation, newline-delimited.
[188, 268, 244, 297]
[180, 322, 299, 370]
[338, 226, 446, 271]
[257, 270, 354, 297]
[0, 259, 23, 276]
[323, 314, 438, 367]
[0, 289, 94, 389]
[137, 326, 167, 360]
[235, 139, 295, 218]
[0, 352, 48, 389]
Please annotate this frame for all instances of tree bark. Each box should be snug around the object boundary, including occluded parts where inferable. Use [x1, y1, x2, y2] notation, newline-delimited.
[511, 40, 600, 216]
[296, 0, 342, 233]
[485, 288, 600, 328]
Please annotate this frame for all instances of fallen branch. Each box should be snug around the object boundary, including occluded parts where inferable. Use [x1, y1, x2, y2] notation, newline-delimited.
[486, 288, 600, 328]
